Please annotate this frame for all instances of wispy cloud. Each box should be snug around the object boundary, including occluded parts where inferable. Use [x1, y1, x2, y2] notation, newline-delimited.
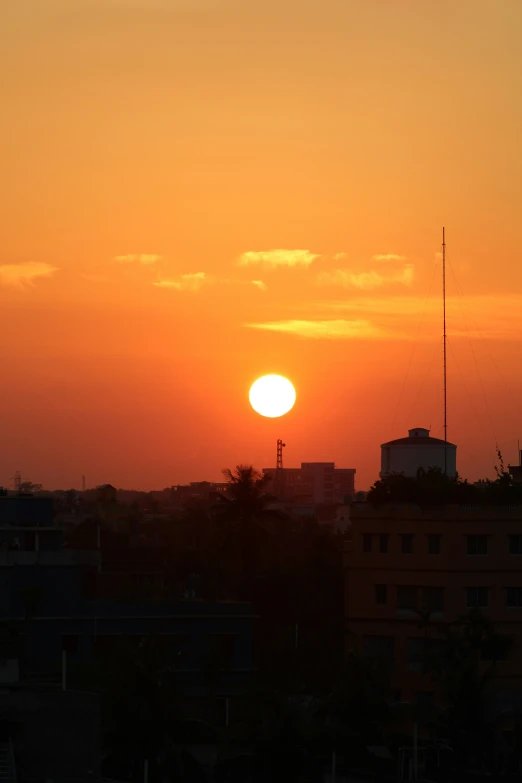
[244, 319, 383, 339]
[113, 254, 162, 265]
[309, 294, 522, 340]
[317, 264, 414, 290]
[372, 253, 407, 263]
[333, 252, 348, 262]
[313, 296, 432, 316]
[154, 272, 207, 292]
[237, 249, 319, 268]
[0, 262, 59, 287]
[251, 280, 267, 291]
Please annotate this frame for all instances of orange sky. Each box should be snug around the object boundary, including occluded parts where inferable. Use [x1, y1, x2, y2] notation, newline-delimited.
[2, 0, 522, 491]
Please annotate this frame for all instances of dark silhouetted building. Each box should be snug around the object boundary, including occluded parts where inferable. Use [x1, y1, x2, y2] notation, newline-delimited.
[344, 502, 522, 711]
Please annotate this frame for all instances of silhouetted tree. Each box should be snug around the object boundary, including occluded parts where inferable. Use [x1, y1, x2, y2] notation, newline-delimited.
[368, 462, 522, 507]
[367, 467, 478, 506]
[18, 481, 43, 494]
[99, 633, 184, 782]
[212, 465, 283, 599]
[316, 651, 391, 750]
[424, 611, 514, 773]
[218, 685, 320, 783]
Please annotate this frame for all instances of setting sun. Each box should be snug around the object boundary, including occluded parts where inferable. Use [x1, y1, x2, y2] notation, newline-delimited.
[249, 375, 296, 419]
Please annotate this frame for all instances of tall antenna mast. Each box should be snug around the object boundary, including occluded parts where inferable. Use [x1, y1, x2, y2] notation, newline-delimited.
[442, 227, 447, 475]
[275, 439, 286, 498]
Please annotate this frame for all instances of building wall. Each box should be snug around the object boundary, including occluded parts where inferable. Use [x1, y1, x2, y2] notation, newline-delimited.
[380, 444, 457, 478]
[0, 564, 85, 617]
[0, 497, 54, 527]
[10, 599, 256, 696]
[343, 503, 522, 703]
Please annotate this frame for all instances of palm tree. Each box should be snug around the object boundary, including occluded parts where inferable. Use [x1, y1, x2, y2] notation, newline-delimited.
[212, 465, 283, 600]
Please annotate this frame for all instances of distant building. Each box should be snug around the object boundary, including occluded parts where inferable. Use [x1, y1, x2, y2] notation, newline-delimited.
[263, 462, 356, 504]
[380, 427, 457, 479]
[96, 484, 117, 504]
[171, 482, 228, 505]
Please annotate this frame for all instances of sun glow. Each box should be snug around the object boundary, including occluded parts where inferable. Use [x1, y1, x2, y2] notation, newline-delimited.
[249, 375, 296, 418]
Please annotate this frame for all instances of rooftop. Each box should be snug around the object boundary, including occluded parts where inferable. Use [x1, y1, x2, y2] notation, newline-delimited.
[382, 428, 456, 448]
[381, 436, 457, 447]
[349, 502, 522, 520]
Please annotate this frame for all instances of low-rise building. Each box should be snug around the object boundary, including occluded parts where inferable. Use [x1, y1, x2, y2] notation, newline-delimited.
[0, 495, 256, 706]
[343, 502, 522, 707]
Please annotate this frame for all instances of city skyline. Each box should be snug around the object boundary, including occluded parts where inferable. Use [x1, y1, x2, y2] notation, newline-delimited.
[2, 0, 522, 489]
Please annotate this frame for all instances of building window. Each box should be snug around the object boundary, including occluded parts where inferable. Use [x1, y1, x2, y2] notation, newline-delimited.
[401, 534, 414, 554]
[379, 534, 389, 554]
[466, 587, 489, 608]
[375, 584, 387, 605]
[397, 586, 418, 611]
[467, 535, 488, 555]
[407, 638, 425, 671]
[428, 535, 441, 555]
[506, 587, 522, 607]
[362, 636, 394, 661]
[423, 586, 444, 612]
[363, 534, 372, 553]
[509, 535, 522, 555]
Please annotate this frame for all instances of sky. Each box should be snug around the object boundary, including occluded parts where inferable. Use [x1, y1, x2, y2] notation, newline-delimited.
[2, 0, 522, 491]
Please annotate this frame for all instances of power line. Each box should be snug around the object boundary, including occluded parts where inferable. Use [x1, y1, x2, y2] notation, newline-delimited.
[408, 336, 444, 427]
[447, 260, 498, 446]
[446, 337, 495, 459]
[449, 265, 522, 445]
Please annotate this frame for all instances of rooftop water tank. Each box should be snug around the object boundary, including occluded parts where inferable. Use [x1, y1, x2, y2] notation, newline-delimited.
[380, 427, 457, 479]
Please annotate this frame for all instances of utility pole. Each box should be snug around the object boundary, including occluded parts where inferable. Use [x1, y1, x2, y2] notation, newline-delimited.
[413, 722, 418, 781]
[442, 227, 448, 476]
